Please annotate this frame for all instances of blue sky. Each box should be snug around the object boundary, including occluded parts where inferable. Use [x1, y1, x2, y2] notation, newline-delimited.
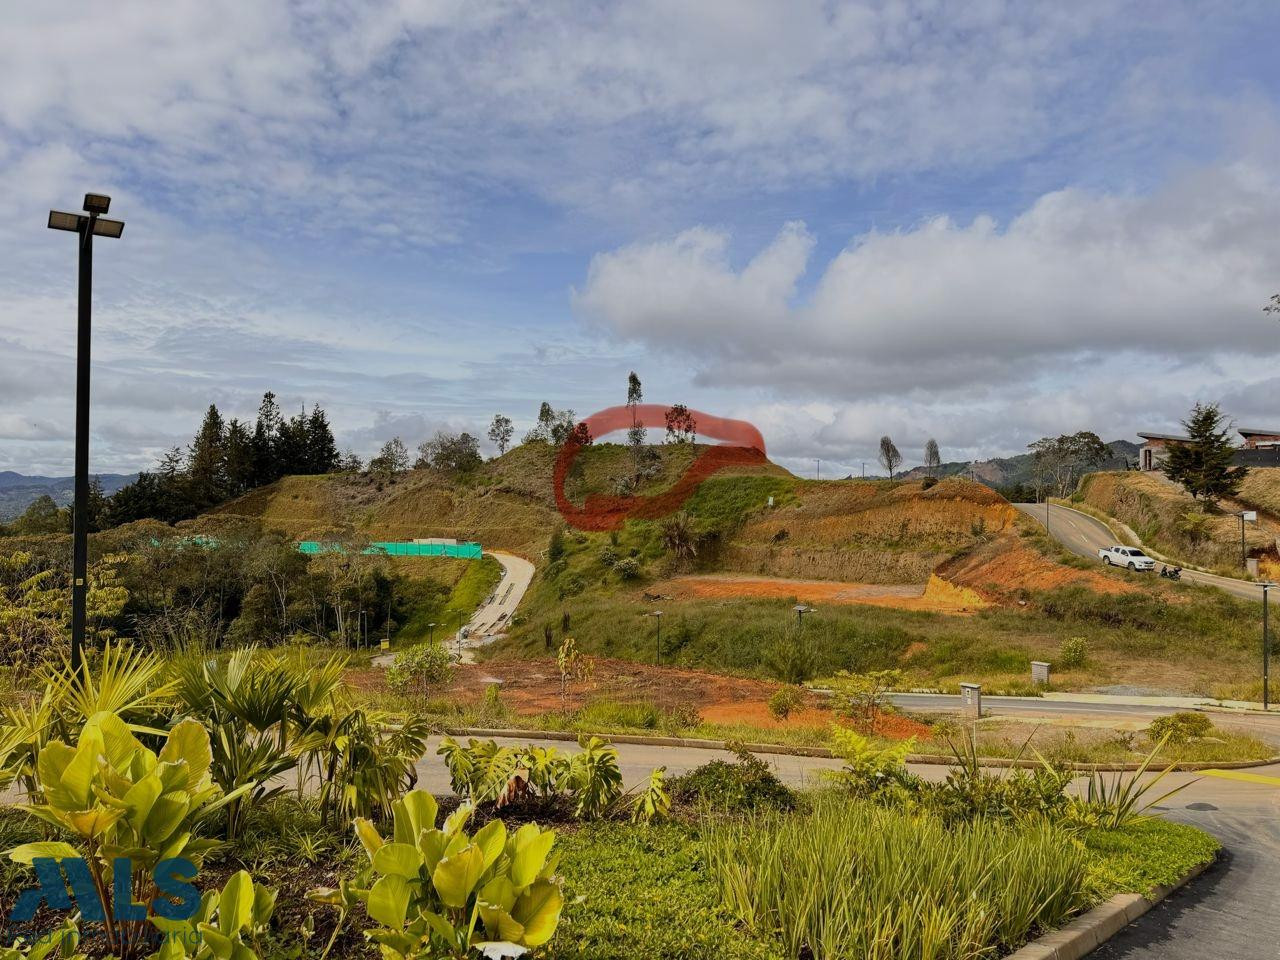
[1, 1, 1278, 477]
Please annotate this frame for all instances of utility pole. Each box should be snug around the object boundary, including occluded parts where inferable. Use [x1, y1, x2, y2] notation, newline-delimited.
[47, 194, 125, 676]
[815, 458, 820, 481]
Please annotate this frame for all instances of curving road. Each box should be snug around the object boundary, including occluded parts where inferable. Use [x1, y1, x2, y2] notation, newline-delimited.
[1015, 502, 1277, 605]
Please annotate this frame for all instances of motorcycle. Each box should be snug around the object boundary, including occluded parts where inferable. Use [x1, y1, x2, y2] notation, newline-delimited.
[1159, 565, 1182, 581]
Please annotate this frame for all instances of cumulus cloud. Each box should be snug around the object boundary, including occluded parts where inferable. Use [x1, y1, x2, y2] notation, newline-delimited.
[575, 158, 1280, 396]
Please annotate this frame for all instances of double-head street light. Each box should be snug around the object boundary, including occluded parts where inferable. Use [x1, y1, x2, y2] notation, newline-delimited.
[48, 194, 125, 676]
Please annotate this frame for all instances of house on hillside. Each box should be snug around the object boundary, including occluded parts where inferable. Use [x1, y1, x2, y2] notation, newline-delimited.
[1136, 432, 1188, 472]
[1137, 427, 1280, 471]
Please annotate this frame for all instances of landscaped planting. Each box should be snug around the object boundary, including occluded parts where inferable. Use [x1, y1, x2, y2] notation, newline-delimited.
[0, 643, 1221, 959]
[705, 797, 1089, 960]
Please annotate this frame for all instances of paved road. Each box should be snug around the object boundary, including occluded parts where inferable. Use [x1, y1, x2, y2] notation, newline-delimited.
[460, 550, 534, 661]
[1015, 502, 1277, 605]
[415, 736, 1280, 959]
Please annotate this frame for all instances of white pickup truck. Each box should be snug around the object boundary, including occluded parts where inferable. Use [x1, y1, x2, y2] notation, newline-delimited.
[1098, 545, 1156, 571]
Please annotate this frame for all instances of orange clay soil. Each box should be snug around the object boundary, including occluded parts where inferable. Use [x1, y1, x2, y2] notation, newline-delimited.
[937, 534, 1140, 600]
[346, 656, 929, 740]
[655, 572, 987, 614]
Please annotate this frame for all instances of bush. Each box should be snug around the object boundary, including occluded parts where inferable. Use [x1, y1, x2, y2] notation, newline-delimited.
[1058, 635, 1088, 669]
[767, 685, 804, 720]
[921, 476, 939, 490]
[614, 557, 641, 580]
[386, 642, 453, 698]
[704, 796, 1090, 959]
[668, 748, 795, 813]
[598, 546, 619, 567]
[1148, 711, 1213, 745]
[578, 698, 660, 729]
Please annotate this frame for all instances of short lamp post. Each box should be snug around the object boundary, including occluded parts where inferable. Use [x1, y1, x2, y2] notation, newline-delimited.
[648, 610, 663, 666]
[1237, 511, 1258, 570]
[794, 604, 814, 627]
[48, 194, 125, 676]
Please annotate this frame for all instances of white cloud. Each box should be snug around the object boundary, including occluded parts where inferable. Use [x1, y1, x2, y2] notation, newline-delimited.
[575, 157, 1280, 395]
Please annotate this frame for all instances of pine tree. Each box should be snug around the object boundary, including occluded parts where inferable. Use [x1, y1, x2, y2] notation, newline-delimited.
[1162, 402, 1248, 503]
[187, 404, 227, 508]
[224, 419, 257, 496]
[252, 392, 283, 485]
[306, 404, 340, 473]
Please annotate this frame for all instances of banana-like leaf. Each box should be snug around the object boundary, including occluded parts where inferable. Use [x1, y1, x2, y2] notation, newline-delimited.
[367, 874, 411, 929]
[511, 879, 563, 947]
[7, 840, 80, 863]
[373, 842, 424, 879]
[432, 843, 485, 909]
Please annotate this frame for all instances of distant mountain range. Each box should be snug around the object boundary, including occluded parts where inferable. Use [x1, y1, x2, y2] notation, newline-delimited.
[897, 440, 1139, 490]
[0, 471, 138, 521]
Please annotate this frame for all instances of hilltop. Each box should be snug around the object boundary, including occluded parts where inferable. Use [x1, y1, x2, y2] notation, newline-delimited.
[0, 471, 136, 521]
[900, 440, 1138, 491]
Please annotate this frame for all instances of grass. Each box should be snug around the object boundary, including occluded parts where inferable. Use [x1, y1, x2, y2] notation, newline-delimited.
[544, 823, 784, 960]
[1083, 817, 1220, 896]
[494, 571, 1266, 695]
[394, 554, 502, 645]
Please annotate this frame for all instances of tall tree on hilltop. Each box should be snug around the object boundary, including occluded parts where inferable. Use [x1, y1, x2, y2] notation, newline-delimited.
[305, 404, 340, 474]
[924, 438, 941, 478]
[187, 404, 227, 509]
[664, 404, 696, 444]
[224, 418, 257, 497]
[1162, 402, 1248, 504]
[626, 372, 646, 448]
[878, 436, 902, 478]
[252, 391, 283, 486]
[1028, 431, 1108, 499]
[487, 414, 513, 456]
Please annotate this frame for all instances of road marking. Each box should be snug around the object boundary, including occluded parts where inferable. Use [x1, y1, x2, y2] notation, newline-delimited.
[1200, 769, 1280, 787]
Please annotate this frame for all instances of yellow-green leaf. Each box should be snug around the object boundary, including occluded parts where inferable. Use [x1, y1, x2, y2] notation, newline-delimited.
[509, 826, 555, 889]
[473, 819, 506, 870]
[511, 879, 563, 947]
[7, 841, 80, 864]
[432, 843, 485, 910]
[367, 874, 410, 929]
[373, 842, 423, 878]
[218, 871, 254, 934]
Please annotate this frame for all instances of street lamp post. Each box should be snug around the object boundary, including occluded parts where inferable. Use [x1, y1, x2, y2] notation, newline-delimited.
[1264, 582, 1273, 711]
[48, 194, 125, 676]
[428, 622, 438, 645]
[1237, 511, 1257, 570]
[793, 603, 813, 627]
[648, 610, 663, 665]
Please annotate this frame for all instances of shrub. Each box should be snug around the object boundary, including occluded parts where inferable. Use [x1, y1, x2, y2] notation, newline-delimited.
[614, 557, 641, 580]
[1148, 711, 1213, 745]
[1058, 636, 1088, 669]
[921, 476, 939, 490]
[704, 796, 1089, 960]
[668, 747, 795, 812]
[598, 547, 620, 567]
[827, 726, 916, 799]
[313, 790, 563, 959]
[7, 712, 259, 959]
[386, 643, 454, 698]
[829, 669, 903, 732]
[578, 698, 660, 729]
[767, 685, 804, 720]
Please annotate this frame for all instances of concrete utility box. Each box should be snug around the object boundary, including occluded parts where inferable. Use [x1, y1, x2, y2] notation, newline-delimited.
[1031, 661, 1050, 686]
[960, 682, 982, 718]
[1248, 558, 1260, 577]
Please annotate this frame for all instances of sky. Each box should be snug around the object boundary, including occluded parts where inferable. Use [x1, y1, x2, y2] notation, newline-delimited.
[1, 0, 1278, 478]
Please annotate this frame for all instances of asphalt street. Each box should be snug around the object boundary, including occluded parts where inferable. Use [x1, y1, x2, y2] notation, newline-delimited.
[1014, 502, 1278, 605]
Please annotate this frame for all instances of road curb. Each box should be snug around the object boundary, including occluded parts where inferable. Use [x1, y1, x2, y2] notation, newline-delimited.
[440, 727, 1280, 772]
[1006, 856, 1215, 960]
